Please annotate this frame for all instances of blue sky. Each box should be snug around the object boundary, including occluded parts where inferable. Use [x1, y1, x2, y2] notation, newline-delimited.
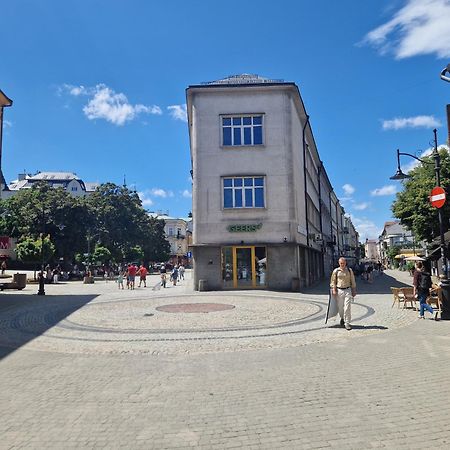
[1, 0, 449, 239]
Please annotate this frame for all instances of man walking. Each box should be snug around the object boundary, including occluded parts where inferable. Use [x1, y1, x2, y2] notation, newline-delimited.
[330, 257, 357, 330]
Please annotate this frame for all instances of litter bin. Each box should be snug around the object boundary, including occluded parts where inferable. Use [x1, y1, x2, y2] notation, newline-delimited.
[440, 278, 450, 320]
[13, 273, 27, 289]
[291, 277, 300, 292]
[198, 279, 208, 291]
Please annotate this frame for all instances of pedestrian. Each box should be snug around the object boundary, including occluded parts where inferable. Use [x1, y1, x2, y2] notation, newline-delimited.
[127, 263, 137, 290]
[137, 264, 148, 287]
[330, 257, 357, 330]
[179, 264, 185, 280]
[171, 266, 178, 286]
[117, 272, 124, 289]
[1, 260, 7, 274]
[52, 267, 59, 284]
[413, 261, 436, 320]
[160, 264, 167, 288]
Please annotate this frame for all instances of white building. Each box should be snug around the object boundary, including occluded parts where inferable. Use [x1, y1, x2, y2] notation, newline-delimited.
[5, 172, 99, 198]
[149, 213, 192, 265]
[186, 74, 358, 290]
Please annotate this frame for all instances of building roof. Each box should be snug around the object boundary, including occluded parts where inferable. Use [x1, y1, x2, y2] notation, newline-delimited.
[29, 171, 80, 181]
[201, 74, 286, 86]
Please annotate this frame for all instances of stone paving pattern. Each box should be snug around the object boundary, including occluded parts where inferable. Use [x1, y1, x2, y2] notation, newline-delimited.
[1, 269, 450, 449]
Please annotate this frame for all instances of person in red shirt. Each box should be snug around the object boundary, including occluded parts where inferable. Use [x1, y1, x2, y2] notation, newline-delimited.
[137, 264, 148, 287]
[127, 264, 137, 290]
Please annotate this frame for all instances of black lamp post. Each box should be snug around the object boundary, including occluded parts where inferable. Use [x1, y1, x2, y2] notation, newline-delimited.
[440, 63, 450, 83]
[0, 89, 13, 199]
[390, 128, 450, 319]
[37, 204, 46, 295]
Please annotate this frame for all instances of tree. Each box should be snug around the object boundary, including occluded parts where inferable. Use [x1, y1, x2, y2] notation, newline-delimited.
[0, 182, 90, 262]
[387, 245, 401, 267]
[15, 235, 55, 278]
[92, 245, 112, 265]
[84, 183, 170, 262]
[125, 245, 144, 263]
[392, 148, 450, 242]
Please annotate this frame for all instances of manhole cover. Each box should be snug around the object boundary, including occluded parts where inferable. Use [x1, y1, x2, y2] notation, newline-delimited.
[156, 303, 235, 313]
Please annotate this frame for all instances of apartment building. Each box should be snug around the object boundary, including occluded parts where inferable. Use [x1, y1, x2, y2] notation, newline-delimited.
[186, 74, 358, 290]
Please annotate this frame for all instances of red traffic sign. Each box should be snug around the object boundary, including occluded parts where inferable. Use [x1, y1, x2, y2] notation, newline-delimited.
[430, 186, 446, 208]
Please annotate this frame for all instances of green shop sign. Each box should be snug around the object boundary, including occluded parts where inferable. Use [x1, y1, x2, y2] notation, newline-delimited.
[227, 223, 262, 232]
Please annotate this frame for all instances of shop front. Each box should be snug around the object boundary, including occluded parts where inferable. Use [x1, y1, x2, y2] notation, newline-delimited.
[221, 246, 267, 289]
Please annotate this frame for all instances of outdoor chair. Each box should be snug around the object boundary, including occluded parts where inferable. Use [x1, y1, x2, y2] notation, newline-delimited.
[391, 287, 416, 309]
[427, 286, 443, 319]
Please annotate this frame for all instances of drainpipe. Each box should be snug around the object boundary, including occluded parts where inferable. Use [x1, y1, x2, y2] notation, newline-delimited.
[302, 115, 310, 247]
[317, 162, 324, 277]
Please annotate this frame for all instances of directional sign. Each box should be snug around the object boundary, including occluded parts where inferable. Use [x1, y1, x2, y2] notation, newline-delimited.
[430, 186, 446, 208]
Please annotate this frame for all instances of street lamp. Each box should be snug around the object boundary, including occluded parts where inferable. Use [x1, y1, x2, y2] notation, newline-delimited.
[0, 89, 13, 199]
[37, 202, 49, 296]
[390, 128, 450, 319]
[440, 63, 450, 83]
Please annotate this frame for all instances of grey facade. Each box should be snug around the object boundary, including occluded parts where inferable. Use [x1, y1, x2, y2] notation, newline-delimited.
[186, 74, 358, 291]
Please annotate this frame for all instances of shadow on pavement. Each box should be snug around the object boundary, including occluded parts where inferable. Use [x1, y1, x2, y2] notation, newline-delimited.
[0, 293, 97, 360]
[301, 272, 411, 296]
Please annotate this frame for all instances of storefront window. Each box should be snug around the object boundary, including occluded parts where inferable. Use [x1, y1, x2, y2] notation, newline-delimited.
[221, 246, 266, 288]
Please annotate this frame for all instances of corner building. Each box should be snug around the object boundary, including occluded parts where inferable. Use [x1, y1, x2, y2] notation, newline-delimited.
[187, 74, 352, 290]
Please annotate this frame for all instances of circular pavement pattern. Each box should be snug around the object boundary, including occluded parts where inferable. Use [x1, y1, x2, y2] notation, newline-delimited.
[0, 290, 416, 355]
[156, 303, 235, 313]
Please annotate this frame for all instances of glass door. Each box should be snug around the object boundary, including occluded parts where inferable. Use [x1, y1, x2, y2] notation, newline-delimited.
[235, 247, 254, 288]
[221, 246, 267, 289]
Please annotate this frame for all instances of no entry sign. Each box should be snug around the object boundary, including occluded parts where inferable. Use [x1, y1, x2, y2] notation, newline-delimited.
[430, 186, 446, 208]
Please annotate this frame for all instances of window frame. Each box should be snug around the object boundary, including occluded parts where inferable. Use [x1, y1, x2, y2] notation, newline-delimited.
[222, 176, 266, 209]
[221, 114, 264, 147]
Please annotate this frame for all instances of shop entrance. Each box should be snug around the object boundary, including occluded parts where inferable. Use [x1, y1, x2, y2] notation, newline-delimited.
[222, 246, 266, 289]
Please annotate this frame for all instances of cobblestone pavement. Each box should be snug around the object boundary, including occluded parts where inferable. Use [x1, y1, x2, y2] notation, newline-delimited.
[1, 269, 450, 449]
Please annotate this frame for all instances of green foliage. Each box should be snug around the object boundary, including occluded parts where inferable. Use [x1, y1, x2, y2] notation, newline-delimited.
[0, 182, 90, 261]
[92, 245, 112, 265]
[1, 181, 171, 265]
[15, 235, 55, 265]
[392, 148, 450, 242]
[124, 245, 144, 263]
[387, 245, 401, 262]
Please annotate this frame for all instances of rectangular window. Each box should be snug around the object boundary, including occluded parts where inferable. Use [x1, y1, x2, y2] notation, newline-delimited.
[222, 115, 264, 146]
[223, 176, 265, 209]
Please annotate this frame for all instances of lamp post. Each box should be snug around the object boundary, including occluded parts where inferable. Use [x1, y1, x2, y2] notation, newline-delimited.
[37, 204, 46, 295]
[390, 128, 450, 319]
[0, 89, 13, 200]
[440, 63, 450, 83]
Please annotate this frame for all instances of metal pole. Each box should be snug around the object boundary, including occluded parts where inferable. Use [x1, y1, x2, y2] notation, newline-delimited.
[37, 205, 46, 295]
[433, 129, 448, 277]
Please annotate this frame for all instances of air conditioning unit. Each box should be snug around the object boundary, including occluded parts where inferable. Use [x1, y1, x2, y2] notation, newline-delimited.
[314, 233, 323, 242]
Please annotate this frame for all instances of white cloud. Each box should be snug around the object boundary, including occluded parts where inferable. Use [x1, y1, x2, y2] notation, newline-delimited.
[349, 215, 382, 241]
[168, 104, 187, 122]
[181, 189, 192, 198]
[4, 120, 12, 128]
[362, 0, 450, 59]
[137, 191, 153, 207]
[371, 185, 397, 196]
[151, 188, 174, 198]
[61, 83, 162, 126]
[353, 202, 370, 211]
[382, 115, 442, 130]
[342, 184, 355, 195]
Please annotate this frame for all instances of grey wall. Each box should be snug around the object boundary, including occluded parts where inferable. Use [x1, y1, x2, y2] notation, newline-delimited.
[193, 246, 221, 291]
